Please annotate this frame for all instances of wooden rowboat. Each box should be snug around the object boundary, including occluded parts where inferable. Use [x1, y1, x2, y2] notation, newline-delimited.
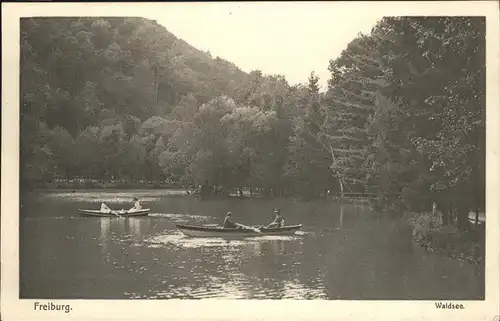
[77, 208, 151, 217]
[176, 223, 302, 238]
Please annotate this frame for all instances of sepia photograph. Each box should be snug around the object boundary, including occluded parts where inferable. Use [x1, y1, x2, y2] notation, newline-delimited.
[2, 2, 499, 321]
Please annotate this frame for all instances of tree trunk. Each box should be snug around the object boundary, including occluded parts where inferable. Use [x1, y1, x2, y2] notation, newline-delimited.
[338, 177, 345, 198]
[155, 65, 160, 105]
[442, 205, 449, 225]
[456, 206, 469, 231]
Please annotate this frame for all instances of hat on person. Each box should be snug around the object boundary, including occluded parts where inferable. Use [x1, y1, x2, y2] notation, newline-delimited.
[226, 212, 232, 216]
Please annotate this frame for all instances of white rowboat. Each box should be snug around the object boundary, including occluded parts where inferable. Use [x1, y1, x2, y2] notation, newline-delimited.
[77, 208, 151, 217]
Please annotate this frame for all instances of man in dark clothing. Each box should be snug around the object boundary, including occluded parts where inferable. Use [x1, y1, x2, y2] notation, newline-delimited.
[266, 208, 284, 228]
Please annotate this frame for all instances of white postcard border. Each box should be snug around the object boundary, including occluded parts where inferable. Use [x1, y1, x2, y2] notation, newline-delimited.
[2, 2, 499, 321]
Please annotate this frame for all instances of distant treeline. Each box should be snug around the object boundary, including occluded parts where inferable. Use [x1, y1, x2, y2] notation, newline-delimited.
[44, 178, 176, 190]
[21, 17, 485, 226]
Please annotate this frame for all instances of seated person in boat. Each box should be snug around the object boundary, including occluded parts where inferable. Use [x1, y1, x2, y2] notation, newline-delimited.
[100, 202, 112, 213]
[223, 212, 238, 228]
[130, 197, 142, 210]
[266, 208, 284, 228]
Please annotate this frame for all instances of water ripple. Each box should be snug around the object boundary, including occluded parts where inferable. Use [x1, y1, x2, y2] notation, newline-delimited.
[134, 276, 329, 300]
[144, 231, 248, 249]
[24, 216, 67, 221]
[295, 231, 314, 236]
[149, 213, 212, 222]
[246, 235, 301, 241]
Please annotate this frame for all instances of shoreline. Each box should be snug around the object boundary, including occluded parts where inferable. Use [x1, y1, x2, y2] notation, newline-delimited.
[405, 212, 485, 266]
[28, 182, 178, 190]
[25, 187, 374, 204]
[26, 183, 372, 202]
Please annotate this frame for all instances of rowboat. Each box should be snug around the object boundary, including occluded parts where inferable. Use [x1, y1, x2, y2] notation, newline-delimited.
[77, 208, 151, 217]
[176, 223, 302, 238]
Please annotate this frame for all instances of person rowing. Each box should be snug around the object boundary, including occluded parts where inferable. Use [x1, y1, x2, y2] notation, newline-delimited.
[266, 208, 284, 228]
[100, 202, 123, 217]
[223, 212, 238, 228]
[222, 212, 261, 233]
[100, 202, 112, 213]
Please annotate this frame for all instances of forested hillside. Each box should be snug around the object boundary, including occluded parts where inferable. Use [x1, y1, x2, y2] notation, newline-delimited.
[21, 17, 252, 185]
[21, 16, 485, 224]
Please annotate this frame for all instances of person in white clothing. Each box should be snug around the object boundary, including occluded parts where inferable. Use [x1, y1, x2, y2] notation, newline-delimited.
[130, 197, 142, 211]
[100, 202, 112, 213]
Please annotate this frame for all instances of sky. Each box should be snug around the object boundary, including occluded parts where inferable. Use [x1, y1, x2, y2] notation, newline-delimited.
[8, 2, 493, 90]
[140, 2, 384, 90]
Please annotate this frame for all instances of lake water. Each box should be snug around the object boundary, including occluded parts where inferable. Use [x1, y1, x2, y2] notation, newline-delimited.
[20, 189, 484, 300]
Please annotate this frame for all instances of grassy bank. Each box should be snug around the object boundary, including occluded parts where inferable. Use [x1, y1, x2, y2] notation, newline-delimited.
[406, 212, 485, 265]
[30, 179, 180, 190]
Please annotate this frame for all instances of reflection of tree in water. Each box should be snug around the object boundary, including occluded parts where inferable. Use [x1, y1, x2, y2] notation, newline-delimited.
[98, 217, 152, 280]
[22, 217, 114, 297]
[127, 218, 150, 240]
[339, 204, 344, 229]
[99, 217, 149, 245]
[99, 218, 111, 253]
[239, 239, 326, 299]
[321, 218, 427, 299]
[332, 204, 369, 230]
[111, 217, 126, 234]
[160, 246, 256, 299]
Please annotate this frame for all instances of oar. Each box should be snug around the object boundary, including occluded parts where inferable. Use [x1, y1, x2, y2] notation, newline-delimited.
[236, 223, 261, 234]
[110, 210, 123, 218]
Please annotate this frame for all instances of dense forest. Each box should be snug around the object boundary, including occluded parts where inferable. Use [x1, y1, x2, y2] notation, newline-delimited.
[21, 17, 485, 226]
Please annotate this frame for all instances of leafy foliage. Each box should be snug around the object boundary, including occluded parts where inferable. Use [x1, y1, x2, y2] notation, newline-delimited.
[21, 16, 486, 222]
